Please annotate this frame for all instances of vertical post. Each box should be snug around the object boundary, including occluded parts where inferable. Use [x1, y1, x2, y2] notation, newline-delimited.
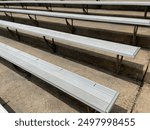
[46, 4, 53, 11]
[34, 15, 37, 21]
[144, 6, 148, 18]
[43, 36, 56, 53]
[21, 3, 27, 9]
[116, 55, 123, 74]
[4, 12, 14, 22]
[4, 4, 9, 8]
[15, 29, 20, 41]
[65, 18, 75, 33]
[28, 14, 39, 26]
[83, 5, 89, 14]
[132, 25, 138, 46]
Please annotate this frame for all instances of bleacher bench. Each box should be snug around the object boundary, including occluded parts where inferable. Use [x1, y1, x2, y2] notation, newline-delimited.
[0, 8, 149, 45]
[0, 42, 119, 113]
[0, 8, 150, 26]
[0, 20, 140, 58]
[0, 1, 150, 7]
[0, 20, 140, 72]
[0, 1, 150, 17]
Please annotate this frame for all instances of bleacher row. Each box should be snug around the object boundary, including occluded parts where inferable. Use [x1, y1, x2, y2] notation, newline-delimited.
[0, 0, 149, 113]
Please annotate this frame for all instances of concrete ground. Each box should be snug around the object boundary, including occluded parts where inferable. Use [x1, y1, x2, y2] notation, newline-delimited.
[0, 0, 150, 113]
[133, 83, 150, 113]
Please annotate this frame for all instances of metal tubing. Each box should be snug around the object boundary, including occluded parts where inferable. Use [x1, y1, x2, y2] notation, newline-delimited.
[116, 55, 123, 74]
[43, 36, 56, 53]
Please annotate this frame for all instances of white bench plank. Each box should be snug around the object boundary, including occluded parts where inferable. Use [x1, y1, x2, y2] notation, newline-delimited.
[0, 1, 150, 6]
[0, 8, 150, 26]
[0, 104, 8, 113]
[0, 42, 119, 112]
[0, 20, 140, 58]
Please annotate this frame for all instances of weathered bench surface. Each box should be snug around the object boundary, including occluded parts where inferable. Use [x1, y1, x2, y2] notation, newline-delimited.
[0, 1, 150, 6]
[0, 42, 119, 112]
[0, 20, 140, 58]
[0, 8, 150, 26]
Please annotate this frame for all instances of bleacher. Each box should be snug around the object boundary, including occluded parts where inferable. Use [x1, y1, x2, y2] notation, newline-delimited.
[0, 1, 150, 17]
[0, 0, 149, 113]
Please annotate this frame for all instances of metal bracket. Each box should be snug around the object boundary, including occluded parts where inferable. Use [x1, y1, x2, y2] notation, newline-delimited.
[28, 14, 39, 26]
[28, 14, 37, 21]
[62, 4, 66, 8]
[46, 4, 53, 11]
[132, 25, 138, 46]
[21, 3, 28, 9]
[65, 18, 76, 33]
[144, 6, 149, 18]
[15, 29, 21, 41]
[116, 55, 123, 74]
[43, 36, 56, 53]
[7, 27, 20, 41]
[4, 4, 9, 8]
[6, 27, 13, 35]
[83, 5, 89, 14]
[87, 106, 90, 113]
[4, 12, 14, 22]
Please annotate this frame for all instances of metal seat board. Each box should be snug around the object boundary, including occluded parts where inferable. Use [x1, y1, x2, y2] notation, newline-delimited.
[0, 8, 150, 26]
[0, 42, 119, 112]
[0, 20, 140, 58]
[0, 1, 150, 6]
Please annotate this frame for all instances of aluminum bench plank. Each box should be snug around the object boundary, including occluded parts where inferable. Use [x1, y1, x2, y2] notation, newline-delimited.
[0, 8, 150, 26]
[0, 20, 140, 58]
[0, 42, 63, 72]
[0, 42, 119, 113]
[0, 1, 150, 6]
[0, 104, 8, 113]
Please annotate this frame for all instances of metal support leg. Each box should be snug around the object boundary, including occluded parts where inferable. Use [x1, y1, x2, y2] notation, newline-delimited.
[144, 6, 148, 18]
[4, 12, 14, 22]
[7, 27, 20, 41]
[87, 106, 96, 113]
[4, 4, 9, 8]
[43, 36, 56, 53]
[28, 14, 37, 21]
[28, 14, 39, 26]
[65, 18, 76, 33]
[132, 25, 138, 46]
[116, 55, 123, 74]
[46, 4, 53, 11]
[83, 5, 89, 14]
[6, 27, 14, 35]
[62, 4, 66, 8]
[15, 29, 21, 41]
[4, 12, 9, 17]
[21, 3, 27, 9]
[87, 106, 90, 113]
